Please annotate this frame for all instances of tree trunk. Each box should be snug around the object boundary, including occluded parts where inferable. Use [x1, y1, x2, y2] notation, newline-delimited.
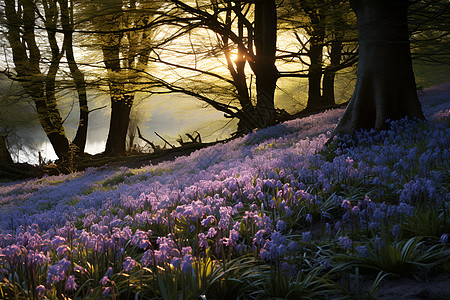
[306, 35, 324, 110]
[5, 0, 70, 160]
[59, 0, 89, 154]
[322, 39, 343, 106]
[254, 0, 278, 127]
[333, 0, 424, 136]
[104, 88, 133, 155]
[0, 135, 13, 164]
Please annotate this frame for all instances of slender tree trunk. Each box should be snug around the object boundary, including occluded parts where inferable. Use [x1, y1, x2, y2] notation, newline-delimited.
[333, 0, 424, 136]
[322, 39, 343, 106]
[254, 0, 278, 127]
[59, 0, 89, 154]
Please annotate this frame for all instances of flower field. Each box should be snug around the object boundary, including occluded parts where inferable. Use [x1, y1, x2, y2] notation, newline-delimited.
[1, 84, 449, 299]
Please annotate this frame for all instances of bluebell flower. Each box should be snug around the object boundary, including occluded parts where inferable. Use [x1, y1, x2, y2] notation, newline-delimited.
[374, 236, 384, 251]
[302, 231, 312, 243]
[356, 245, 369, 257]
[141, 250, 154, 267]
[276, 220, 286, 231]
[321, 259, 331, 269]
[171, 257, 181, 268]
[123, 257, 137, 272]
[206, 227, 217, 238]
[440, 233, 448, 244]
[47, 258, 71, 286]
[181, 254, 193, 274]
[281, 262, 298, 276]
[338, 236, 352, 250]
[100, 276, 109, 285]
[103, 287, 111, 297]
[198, 233, 208, 248]
[65, 275, 77, 291]
[392, 224, 400, 238]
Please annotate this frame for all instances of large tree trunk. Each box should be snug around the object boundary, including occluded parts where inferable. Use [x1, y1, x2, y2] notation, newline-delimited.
[105, 88, 133, 155]
[254, 0, 278, 127]
[334, 0, 424, 135]
[306, 33, 324, 110]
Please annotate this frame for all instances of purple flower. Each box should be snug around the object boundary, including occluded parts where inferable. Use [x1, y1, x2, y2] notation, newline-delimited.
[100, 276, 109, 285]
[374, 236, 384, 251]
[56, 245, 69, 256]
[260, 249, 270, 261]
[51, 236, 66, 248]
[338, 236, 352, 250]
[281, 262, 298, 276]
[440, 233, 448, 244]
[171, 257, 181, 268]
[356, 245, 369, 257]
[392, 224, 400, 238]
[198, 233, 208, 248]
[181, 255, 193, 274]
[131, 230, 150, 250]
[182, 246, 192, 256]
[36, 285, 46, 297]
[141, 250, 154, 267]
[302, 231, 312, 243]
[206, 227, 217, 238]
[103, 287, 111, 297]
[104, 267, 114, 278]
[65, 275, 77, 291]
[254, 229, 267, 246]
[47, 258, 71, 286]
[321, 259, 331, 269]
[123, 257, 137, 272]
[28, 250, 50, 267]
[276, 220, 286, 231]
[341, 200, 351, 209]
[201, 215, 216, 227]
[306, 214, 313, 223]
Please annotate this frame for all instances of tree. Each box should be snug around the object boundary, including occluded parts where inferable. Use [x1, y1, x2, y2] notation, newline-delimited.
[278, 0, 358, 110]
[4, 0, 70, 160]
[253, 0, 278, 127]
[166, 0, 279, 129]
[0, 129, 13, 164]
[58, 0, 89, 154]
[84, 0, 156, 155]
[333, 0, 424, 136]
[3, 0, 90, 160]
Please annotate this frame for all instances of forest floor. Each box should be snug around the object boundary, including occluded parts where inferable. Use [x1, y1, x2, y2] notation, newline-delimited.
[374, 272, 450, 299]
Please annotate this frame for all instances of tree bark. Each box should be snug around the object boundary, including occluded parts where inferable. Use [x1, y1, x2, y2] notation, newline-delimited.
[306, 32, 324, 110]
[105, 88, 133, 155]
[59, 0, 89, 154]
[0, 134, 13, 165]
[322, 39, 343, 106]
[254, 0, 278, 127]
[333, 0, 424, 135]
[5, 0, 70, 160]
